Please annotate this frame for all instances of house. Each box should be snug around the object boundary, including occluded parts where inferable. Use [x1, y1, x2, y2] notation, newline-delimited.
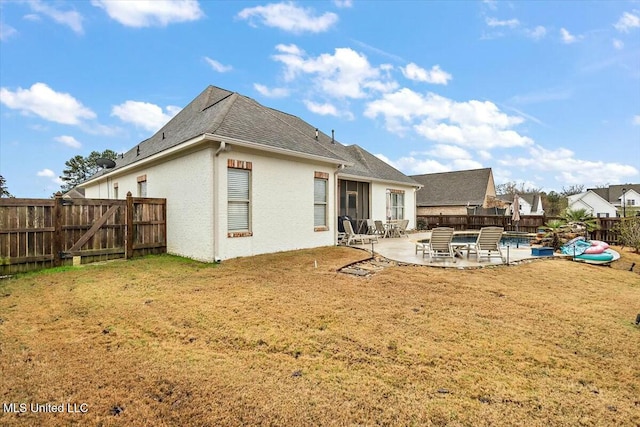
[411, 168, 506, 215]
[79, 85, 420, 261]
[568, 184, 640, 217]
[498, 192, 544, 216]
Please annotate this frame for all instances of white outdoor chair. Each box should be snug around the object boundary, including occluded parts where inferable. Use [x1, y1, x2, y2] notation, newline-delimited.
[397, 219, 410, 237]
[467, 226, 504, 262]
[374, 220, 389, 238]
[343, 220, 378, 246]
[426, 227, 456, 263]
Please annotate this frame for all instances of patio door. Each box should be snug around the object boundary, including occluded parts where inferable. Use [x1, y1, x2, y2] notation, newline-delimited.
[338, 180, 370, 233]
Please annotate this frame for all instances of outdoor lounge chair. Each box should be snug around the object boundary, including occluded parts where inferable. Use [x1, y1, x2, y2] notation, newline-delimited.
[374, 220, 389, 238]
[426, 227, 455, 263]
[343, 220, 378, 246]
[467, 226, 504, 262]
[397, 219, 409, 237]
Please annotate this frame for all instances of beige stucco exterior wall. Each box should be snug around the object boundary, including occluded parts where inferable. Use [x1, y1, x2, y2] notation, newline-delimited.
[216, 147, 336, 260]
[82, 147, 216, 262]
[369, 181, 417, 229]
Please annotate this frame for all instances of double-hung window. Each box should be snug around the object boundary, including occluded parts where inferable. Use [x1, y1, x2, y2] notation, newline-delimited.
[314, 172, 329, 230]
[228, 160, 252, 236]
[137, 175, 147, 197]
[389, 190, 405, 220]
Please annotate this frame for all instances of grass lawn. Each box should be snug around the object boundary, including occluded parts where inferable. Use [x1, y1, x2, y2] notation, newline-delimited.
[1, 246, 639, 426]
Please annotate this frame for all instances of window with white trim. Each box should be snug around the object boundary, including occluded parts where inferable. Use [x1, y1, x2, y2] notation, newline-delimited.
[390, 191, 404, 220]
[137, 175, 147, 197]
[228, 168, 251, 233]
[314, 177, 328, 229]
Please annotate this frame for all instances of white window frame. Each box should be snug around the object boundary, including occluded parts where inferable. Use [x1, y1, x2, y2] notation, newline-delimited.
[227, 162, 252, 237]
[314, 176, 328, 230]
[389, 190, 405, 220]
[137, 175, 147, 197]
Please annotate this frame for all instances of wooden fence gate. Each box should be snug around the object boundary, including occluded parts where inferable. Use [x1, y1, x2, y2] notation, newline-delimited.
[0, 192, 166, 275]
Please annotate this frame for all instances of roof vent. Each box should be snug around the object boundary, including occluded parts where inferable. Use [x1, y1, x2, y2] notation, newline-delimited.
[315, 128, 318, 141]
[162, 132, 165, 140]
[136, 146, 140, 156]
[331, 129, 335, 144]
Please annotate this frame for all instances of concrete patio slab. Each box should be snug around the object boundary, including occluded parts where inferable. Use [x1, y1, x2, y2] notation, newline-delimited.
[347, 231, 560, 268]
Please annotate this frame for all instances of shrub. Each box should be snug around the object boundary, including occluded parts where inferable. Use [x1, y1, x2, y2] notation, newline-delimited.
[615, 217, 640, 253]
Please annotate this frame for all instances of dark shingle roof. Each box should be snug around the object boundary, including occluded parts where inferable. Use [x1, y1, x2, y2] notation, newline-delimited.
[589, 184, 640, 203]
[411, 168, 493, 207]
[88, 85, 417, 186]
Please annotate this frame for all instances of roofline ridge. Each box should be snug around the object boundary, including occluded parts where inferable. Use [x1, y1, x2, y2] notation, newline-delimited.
[207, 92, 238, 134]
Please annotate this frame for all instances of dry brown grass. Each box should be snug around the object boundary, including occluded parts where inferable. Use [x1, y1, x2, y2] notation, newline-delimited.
[1, 246, 639, 426]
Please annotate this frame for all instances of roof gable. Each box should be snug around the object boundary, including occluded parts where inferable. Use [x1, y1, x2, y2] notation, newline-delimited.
[411, 168, 493, 206]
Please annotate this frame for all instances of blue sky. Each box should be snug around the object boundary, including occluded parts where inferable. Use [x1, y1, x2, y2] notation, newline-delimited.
[1, 0, 639, 197]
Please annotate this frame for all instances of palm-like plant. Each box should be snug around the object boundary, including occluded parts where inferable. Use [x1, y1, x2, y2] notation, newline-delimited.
[563, 208, 599, 237]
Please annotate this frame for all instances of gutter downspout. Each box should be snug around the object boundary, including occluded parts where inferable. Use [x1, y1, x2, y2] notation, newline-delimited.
[213, 142, 227, 262]
[334, 164, 346, 245]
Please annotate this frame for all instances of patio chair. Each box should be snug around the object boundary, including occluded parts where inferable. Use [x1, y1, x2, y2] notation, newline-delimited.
[397, 219, 409, 237]
[426, 227, 455, 263]
[467, 226, 504, 262]
[374, 220, 389, 238]
[343, 220, 378, 246]
[365, 219, 376, 235]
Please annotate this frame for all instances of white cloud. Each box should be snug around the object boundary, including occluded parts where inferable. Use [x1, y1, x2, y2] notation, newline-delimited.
[253, 83, 289, 98]
[204, 57, 232, 73]
[91, 0, 203, 27]
[560, 28, 578, 44]
[54, 135, 82, 149]
[111, 101, 181, 132]
[426, 144, 471, 159]
[272, 44, 395, 99]
[0, 22, 18, 41]
[333, 0, 353, 8]
[613, 39, 624, 50]
[401, 63, 452, 85]
[525, 25, 547, 40]
[304, 100, 339, 116]
[36, 168, 64, 186]
[37, 168, 55, 178]
[614, 11, 640, 33]
[365, 88, 532, 149]
[237, 2, 338, 34]
[486, 17, 520, 28]
[0, 82, 96, 125]
[376, 153, 482, 176]
[500, 144, 639, 186]
[28, 0, 84, 34]
[633, 115, 640, 125]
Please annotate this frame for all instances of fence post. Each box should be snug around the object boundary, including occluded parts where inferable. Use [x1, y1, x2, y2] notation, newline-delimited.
[53, 192, 64, 267]
[126, 191, 134, 259]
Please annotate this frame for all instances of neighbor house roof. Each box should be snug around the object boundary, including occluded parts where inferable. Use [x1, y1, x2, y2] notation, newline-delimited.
[86, 85, 418, 187]
[589, 184, 640, 204]
[411, 168, 493, 207]
[497, 192, 541, 211]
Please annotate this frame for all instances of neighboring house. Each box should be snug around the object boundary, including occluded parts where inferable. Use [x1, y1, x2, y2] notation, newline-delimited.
[62, 187, 85, 199]
[411, 168, 505, 215]
[568, 184, 640, 217]
[498, 192, 544, 216]
[79, 85, 420, 261]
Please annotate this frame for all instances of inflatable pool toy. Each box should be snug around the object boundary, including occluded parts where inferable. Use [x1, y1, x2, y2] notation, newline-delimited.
[561, 237, 620, 265]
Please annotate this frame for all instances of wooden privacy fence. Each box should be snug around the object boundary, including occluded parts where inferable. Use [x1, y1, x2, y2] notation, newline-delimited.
[417, 214, 622, 243]
[0, 192, 166, 275]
